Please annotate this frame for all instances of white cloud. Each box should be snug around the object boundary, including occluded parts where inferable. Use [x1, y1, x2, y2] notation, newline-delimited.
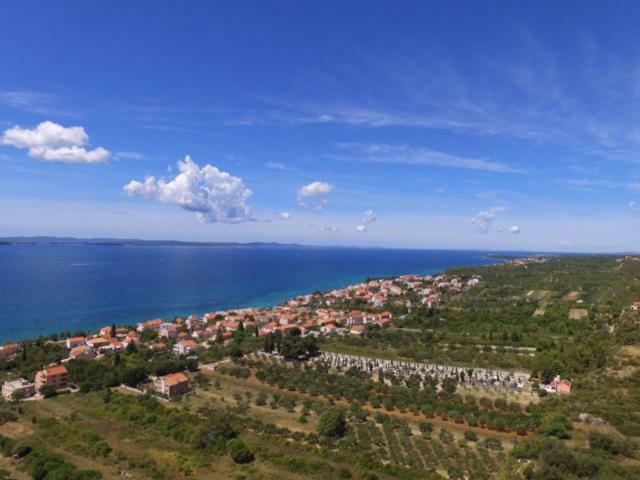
[297, 181, 334, 209]
[335, 143, 524, 174]
[278, 212, 291, 220]
[311, 224, 338, 232]
[0, 90, 68, 115]
[356, 209, 377, 232]
[114, 151, 145, 160]
[1, 121, 109, 164]
[124, 155, 253, 224]
[510, 225, 521, 234]
[264, 161, 292, 171]
[471, 207, 506, 234]
[628, 201, 640, 213]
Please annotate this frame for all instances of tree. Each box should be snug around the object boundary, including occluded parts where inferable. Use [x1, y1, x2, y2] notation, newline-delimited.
[110, 323, 116, 338]
[274, 331, 283, 353]
[39, 385, 57, 398]
[227, 439, 254, 464]
[229, 344, 243, 359]
[196, 413, 237, 450]
[263, 333, 275, 353]
[441, 377, 458, 395]
[318, 406, 347, 438]
[539, 413, 572, 439]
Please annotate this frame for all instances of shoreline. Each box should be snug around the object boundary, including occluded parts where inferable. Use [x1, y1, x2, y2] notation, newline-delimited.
[0, 248, 516, 345]
[0, 266, 452, 345]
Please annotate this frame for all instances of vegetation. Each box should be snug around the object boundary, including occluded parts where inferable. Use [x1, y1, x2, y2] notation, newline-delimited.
[3, 256, 640, 478]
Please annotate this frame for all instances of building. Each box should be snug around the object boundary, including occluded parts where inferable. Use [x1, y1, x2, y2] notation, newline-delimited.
[2, 378, 36, 401]
[173, 339, 197, 355]
[137, 319, 162, 332]
[540, 375, 573, 395]
[86, 337, 111, 350]
[99, 326, 114, 338]
[159, 323, 178, 339]
[124, 331, 139, 346]
[350, 324, 367, 335]
[185, 315, 202, 331]
[631, 302, 640, 312]
[154, 372, 189, 398]
[65, 337, 86, 349]
[35, 365, 68, 391]
[556, 379, 573, 395]
[0, 343, 21, 360]
[69, 345, 95, 360]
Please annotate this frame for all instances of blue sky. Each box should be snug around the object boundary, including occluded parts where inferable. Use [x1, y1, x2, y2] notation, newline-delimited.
[2, 1, 640, 251]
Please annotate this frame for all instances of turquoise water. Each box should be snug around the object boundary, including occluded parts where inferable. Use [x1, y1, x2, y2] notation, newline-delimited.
[0, 245, 501, 343]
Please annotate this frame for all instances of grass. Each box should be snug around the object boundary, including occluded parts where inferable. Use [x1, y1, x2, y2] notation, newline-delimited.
[191, 373, 320, 433]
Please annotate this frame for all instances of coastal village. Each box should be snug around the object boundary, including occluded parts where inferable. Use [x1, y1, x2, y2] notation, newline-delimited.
[1, 272, 469, 400]
[1, 265, 574, 403]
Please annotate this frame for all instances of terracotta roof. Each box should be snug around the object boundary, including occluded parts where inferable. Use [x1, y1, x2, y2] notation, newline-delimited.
[45, 365, 68, 376]
[163, 372, 188, 386]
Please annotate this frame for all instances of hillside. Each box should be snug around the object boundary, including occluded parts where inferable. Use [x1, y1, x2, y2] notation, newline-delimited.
[1, 255, 640, 479]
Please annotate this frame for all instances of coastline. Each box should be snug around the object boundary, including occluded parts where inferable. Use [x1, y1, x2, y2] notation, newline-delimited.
[0, 246, 506, 344]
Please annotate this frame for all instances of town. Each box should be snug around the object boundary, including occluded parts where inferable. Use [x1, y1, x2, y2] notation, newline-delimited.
[1, 272, 471, 400]
[1, 270, 575, 403]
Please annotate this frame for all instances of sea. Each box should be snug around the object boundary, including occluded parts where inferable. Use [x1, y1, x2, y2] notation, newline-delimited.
[0, 245, 504, 343]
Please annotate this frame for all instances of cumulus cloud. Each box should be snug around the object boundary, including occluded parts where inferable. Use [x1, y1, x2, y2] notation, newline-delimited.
[471, 207, 506, 234]
[278, 212, 291, 220]
[356, 209, 377, 232]
[297, 181, 334, 209]
[124, 155, 253, 224]
[628, 201, 640, 213]
[510, 225, 521, 234]
[1, 121, 109, 164]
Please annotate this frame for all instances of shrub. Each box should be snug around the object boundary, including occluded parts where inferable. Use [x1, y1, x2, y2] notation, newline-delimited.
[318, 406, 347, 438]
[0, 409, 17, 425]
[11, 443, 32, 458]
[589, 431, 635, 457]
[539, 413, 572, 439]
[463, 431, 478, 442]
[254, 391, 268, 406]
[39, 385, 57, 398]
[227, 439, 254, 464]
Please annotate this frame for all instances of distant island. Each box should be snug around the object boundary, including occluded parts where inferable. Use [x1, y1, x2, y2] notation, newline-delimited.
[0, 236, 300, 248]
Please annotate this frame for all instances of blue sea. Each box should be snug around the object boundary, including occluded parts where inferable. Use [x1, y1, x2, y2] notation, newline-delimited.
[0, 245, 502, 343]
